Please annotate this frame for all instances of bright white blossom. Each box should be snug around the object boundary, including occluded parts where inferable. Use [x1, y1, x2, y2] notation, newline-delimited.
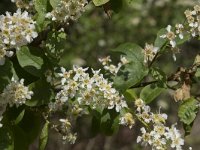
[184, 5, 200, 37]
[0, 78, 33, 107]
[0, 44, 13, 65]
[99, 55, 129, 75]
[143, 43, 159, 63]
[46, 0, 88, 22]
[119, 112, 135, 129]
[58, 118, 77, 144]
[160, 25, 176, 48]
[175, 24, 184, 39]
[0, 9, 38, 49]
[136, 99, 185, 150]
[51, 66, 127, 112]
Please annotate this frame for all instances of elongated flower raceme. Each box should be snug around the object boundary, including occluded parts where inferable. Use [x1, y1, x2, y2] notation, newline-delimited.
[0, 78, 33, 107]
[49, 66, 128, 144]
[159, 4, 200, 61]
[135, 99, 185, 150]
[50, 66, 127, 112]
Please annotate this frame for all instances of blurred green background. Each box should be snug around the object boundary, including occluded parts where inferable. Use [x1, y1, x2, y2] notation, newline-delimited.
[1, 0, 200, 149]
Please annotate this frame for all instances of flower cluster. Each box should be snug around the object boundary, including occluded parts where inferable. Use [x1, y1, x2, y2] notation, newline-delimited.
[184, 5, 200, 37]
[143, 43, 159, 64]
[0, 43, 13, 65]
[119, 112, 135, 129]
[0, 78, 33, 107]
[159, 4, 200, 60]
[160, 25, 177, 48]
[99, 56, 129, 75]
[135, 99, 185, 150]
[0, 9, 38, 48]
[58, 118, 77, 144]
[0, 9, 37, 65]
[11, 0, 34, 10]
[51, 66, 127, 112]
[46, 0, 88, 22]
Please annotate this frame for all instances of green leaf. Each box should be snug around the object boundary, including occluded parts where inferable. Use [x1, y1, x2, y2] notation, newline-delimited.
[183, 123, 194, 136]
[26, 79, 54, 106]
[35, 0, 48, 13]
[110, 0, 123, 13]
[113, 43, 148, 91]
[14, 109, 25, 125]
[150, 67, 167, 87]
[154, 28, 168, 50]
[35, 13, 50, 32]
[49, 0, 60, 8]
[34, 0, 49, 32]
[4, 106, 25, 125]
[140, 84, 164, 104]
[6, 109, 41, 150]
[45, 31, 67, 64]
[17, 46, 44, 77]
[195, 68, 200, 79]
[17, 110, 42, 145]
[178, 98, 199, 125]
[175, 32, 190, 46]
[0, 60, 13, 92]
[91, 116, 100, 136]
[124, 89, 138, 102]
[0, 127, 14, 150]
[12, 126, 29, 150]
[39, 121, 49, 150]
[93, 0, 110, 6]
[100, 109, 119, 135]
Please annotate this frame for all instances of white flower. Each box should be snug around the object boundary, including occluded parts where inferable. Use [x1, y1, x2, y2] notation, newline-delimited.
[0, 9, 38, 49]
[0, 78, 33, 107]
[151, 113, 168, 124]
[160, 25, 176, 48]
[136, 99, 185, 150]
[64, 133, 77, 144]
[53, 66, 127, 112]
[59, 118, 71, 128]
[58, 67, 73, 85]
[99, 56, 111, 65]
[119, 113, 135, 129]
[137, 127, 152, 145]
[120, 56, 129, 65]
[175, 24, 184, 39]
[0, 44, 14, 65]
[99, 55, 126, 75]
[46, 0, 88, 22]
[73, 65, 88, 81]
[143, 43, 159, 63]
[135, 98, 145, 112]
